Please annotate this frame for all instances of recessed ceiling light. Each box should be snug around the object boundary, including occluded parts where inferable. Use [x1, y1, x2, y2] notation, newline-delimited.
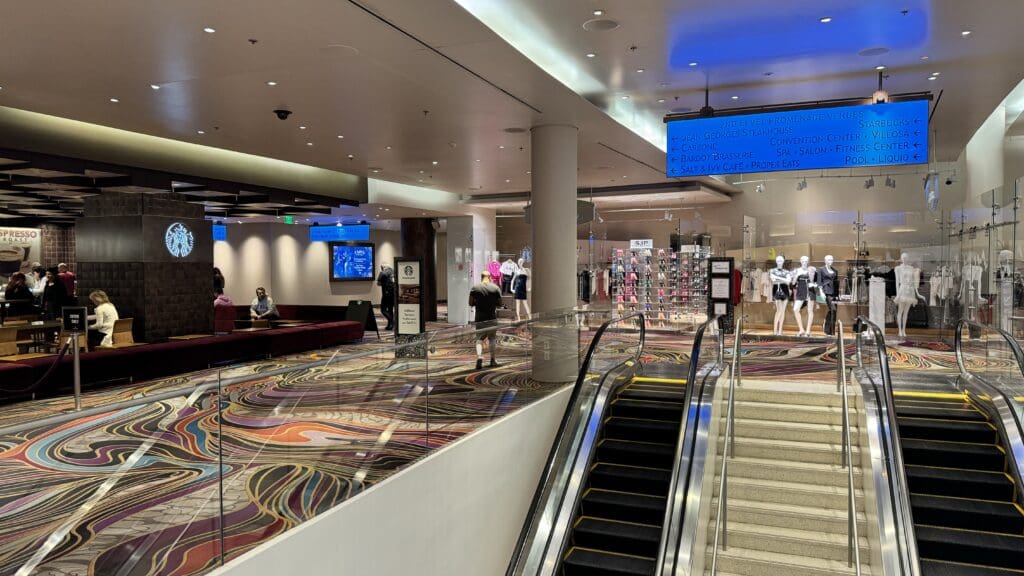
[306, 142, 314, 146]
[921, 55, 930, 61]
[593, 9, 604, 16]
[621, 95, 630, 100]
[731, 95, 739, 100]
[299, 125, 307, 130]
[657, 98, 666, 103]
[347, 154, 354, 159]
[385, 145, 392, 150]
[526, 171, 531, 175]
[266, 81, 277, 86]
[875, 65, 886, 70]
[431, 161, 439, 165]
[337, 134, 344, 139]
[384, 208, 390, 211]
[418, 179, 424, 183]
[961, 30, 971, 36]
[150, 84, 160, 90]
[586, 52, 596, 58]
[505, 179, 511, 183]
[109, 98, 119, 103]
[475, 159, 481, 162]
[688, 61, 698, 67]
[927, 76, 937, 81]
[931, 71, 941, 76]
[418, 170, 425, 174]
[636, 68, 645, 73]
[820, 16, 832, 23]
[499, 145, 505, 149]
[203, 27, 216, 34]
[197, 130, 205, 135]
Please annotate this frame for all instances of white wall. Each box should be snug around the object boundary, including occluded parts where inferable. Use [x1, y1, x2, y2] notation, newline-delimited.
[210, 386, 572, 576]
[214, 223, 401, 305]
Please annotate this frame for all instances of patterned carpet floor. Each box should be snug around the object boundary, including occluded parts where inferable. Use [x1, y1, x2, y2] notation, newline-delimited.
[0, 327, 1001, 575]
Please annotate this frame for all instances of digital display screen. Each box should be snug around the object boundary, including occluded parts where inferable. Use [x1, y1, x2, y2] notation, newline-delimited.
[330, 242, 375, 281]
[212, 224, 227, 241]
[666, 100, 929, 177]
[310, 224, 370, 242]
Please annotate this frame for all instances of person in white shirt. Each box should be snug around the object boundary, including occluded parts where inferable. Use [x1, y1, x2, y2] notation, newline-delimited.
[88, 290, 120, 349]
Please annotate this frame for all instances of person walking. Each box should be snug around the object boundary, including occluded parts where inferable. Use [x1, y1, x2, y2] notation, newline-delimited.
[87, 290, 119, 349]
[376, 265, 396, 331]
[469, 271, 502, 370]
[41, 267, 68, 320]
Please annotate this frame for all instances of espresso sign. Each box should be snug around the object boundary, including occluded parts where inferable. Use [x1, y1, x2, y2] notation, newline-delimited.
[0, 227, 42, 279]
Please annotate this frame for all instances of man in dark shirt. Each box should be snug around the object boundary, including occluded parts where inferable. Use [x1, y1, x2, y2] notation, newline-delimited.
[469, 271, 502, 370]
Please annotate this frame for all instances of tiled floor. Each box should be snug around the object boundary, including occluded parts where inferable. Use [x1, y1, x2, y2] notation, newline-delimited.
[0, 328, 989, 576]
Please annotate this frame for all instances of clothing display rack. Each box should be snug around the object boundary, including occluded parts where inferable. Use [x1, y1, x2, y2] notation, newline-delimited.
[609, 242, 711, 329]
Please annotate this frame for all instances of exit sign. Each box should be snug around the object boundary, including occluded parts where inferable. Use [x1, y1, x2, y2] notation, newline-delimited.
[283, 215, 295, 224]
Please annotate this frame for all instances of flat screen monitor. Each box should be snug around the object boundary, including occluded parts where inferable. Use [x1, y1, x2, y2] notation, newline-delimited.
[329, 242, 375, 281]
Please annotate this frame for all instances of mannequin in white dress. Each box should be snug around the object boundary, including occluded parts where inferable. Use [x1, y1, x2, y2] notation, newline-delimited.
[894, 252, 924, 338]
[770, 255, 791, 336]
[791, 256, 816, 337]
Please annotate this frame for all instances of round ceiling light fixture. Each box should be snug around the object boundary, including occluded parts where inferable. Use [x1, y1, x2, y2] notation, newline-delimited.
[203, 27, 216, 34]
[583, 18, 620, 32]
[819, 16, 833, 23]
[586, 52, 597, 58]
[688, 61, 698, 67]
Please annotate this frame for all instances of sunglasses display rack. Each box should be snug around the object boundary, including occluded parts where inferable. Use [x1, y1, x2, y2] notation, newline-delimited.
[609, 245, 711, 329]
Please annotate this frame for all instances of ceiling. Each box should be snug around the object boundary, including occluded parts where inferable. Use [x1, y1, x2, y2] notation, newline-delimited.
[0, 0, 1020, 213]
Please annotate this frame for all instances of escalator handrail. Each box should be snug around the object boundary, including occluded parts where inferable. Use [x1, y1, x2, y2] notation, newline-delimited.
[953, 319, 1024, 507]
[506, 312, 646, 576]
[655, 315, 721, 576]
[853, 316, 921, 576]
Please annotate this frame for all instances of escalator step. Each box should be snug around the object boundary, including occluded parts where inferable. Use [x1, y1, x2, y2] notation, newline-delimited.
[589, 463, 671, 496]
[906, 465, 1015, 500]
[901, 439, 1006, 471]
[562, 548, 655, 576]
[920, 558, 1024, 575]
[572, 517, 661, 558]
[610, 399, 683, 422]
[894, 405, 986, 421]
[916, 525, 1024, 571]
[603, 417, 679, 444]
[911, 494, 1024, 534]
[617, 388, 686, 402]
[581, 489, 667, 526]
[898, 417, 997, 444]
[597, 439, 675, 469]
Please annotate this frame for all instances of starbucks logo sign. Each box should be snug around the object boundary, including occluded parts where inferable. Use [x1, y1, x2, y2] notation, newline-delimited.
[165, 222, 195, 258]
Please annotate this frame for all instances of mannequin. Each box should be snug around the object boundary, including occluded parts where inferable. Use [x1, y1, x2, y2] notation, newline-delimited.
[996, 250, 1014, 331]
[894, 253, 924, 338]
[819, 255, 839, 336]
[512, 258, 531, 321]
[790, 256, 816, 337]
[770, 255, 790, 336]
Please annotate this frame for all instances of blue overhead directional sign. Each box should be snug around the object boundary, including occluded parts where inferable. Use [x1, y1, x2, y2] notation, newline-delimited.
[666, 100, 929, 177]
[309, 224, 371, 242]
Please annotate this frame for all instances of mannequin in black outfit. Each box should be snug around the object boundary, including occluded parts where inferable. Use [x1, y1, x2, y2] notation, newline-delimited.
[819, 255, 839, 335]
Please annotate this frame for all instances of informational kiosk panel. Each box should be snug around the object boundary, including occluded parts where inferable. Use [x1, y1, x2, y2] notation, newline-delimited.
[667, 100, 929, 177]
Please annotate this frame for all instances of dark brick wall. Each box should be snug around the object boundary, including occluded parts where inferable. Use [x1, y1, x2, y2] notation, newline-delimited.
[77, 193, 212, 342]
[40, 224, 76, 270]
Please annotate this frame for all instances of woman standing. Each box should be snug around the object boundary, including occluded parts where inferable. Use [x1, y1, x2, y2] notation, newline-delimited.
[41, 267, 68, 320]
[88, 290, 119, 349]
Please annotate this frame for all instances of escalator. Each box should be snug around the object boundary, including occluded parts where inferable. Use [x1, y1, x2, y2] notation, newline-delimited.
[895, 391, 1024, 575]
[562, 374, 686, 576]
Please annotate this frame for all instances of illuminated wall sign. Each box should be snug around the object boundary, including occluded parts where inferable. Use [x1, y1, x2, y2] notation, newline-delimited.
[212, 224, 227, 241]
[666, 100, 929, 177]
[165, 222, 195, 257]
[309, 224, 371, 242]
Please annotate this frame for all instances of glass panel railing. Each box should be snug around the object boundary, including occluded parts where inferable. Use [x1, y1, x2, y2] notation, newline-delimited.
[506, 312, 645, 576]
[1, 308, 588, 576]
[954, 319, 1024, 490]
[854, 316, 920, 576]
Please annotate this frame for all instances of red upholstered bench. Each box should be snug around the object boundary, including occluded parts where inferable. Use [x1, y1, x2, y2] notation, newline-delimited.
[317, 321, 365, 348]
[0, 362, 35, 403]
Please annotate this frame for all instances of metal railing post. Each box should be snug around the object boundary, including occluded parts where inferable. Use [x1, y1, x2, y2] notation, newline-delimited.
[710, 318, 742, 575]
[837, 321, 861, 574]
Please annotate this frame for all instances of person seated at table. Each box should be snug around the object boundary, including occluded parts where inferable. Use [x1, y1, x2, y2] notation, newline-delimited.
[87, 290, 119, 349]
[41, 267, 68, 320]
[250, 287, 278, 320]
[214, 289, 234, 307]
[4, 272, 35, 316]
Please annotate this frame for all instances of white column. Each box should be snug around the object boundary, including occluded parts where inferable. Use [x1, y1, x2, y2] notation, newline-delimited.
[531, 124, 579, 313]
[531, 124, 579, 383]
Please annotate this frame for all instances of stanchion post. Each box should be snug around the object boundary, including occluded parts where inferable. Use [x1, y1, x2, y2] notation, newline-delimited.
[72, 332, 82, 411]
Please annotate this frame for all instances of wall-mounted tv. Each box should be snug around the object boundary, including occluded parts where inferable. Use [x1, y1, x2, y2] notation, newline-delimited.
[329, 242, 375, 281]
